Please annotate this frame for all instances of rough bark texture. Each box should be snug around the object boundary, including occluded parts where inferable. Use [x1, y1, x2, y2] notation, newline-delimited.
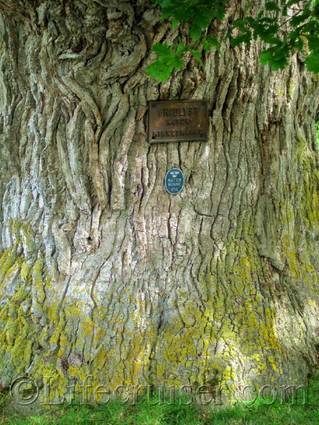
[0, 0, 319, 406]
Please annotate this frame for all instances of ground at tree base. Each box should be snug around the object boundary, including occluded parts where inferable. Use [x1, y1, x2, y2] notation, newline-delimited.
[0, 371, 319, 425]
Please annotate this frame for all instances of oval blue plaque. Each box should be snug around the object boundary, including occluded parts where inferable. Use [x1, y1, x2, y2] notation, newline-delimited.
[164, 167, 185, 195]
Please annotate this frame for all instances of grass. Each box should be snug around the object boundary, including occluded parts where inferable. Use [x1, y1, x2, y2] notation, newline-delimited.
[0, 373, 319, 425]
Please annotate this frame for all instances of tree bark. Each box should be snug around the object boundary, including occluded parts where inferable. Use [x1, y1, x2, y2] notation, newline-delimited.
[1, 0, 319, 406]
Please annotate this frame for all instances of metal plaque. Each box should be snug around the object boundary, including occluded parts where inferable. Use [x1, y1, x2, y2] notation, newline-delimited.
[148, 100, 208, 143]
[164, 167, 185, 195]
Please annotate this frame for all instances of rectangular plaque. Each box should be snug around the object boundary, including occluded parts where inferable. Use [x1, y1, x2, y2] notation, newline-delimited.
[148, 100, 208, 143]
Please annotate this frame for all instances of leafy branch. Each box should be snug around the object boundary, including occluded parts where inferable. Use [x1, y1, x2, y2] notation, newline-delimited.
[146, 0, 319, 81]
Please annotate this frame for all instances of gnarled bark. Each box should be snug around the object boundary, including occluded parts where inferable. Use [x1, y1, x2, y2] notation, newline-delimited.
[0, 0, 319, 406]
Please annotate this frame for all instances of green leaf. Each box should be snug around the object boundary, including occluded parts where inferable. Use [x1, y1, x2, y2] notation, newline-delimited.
[290, 12, 311, 27]
[305, 51, 319, 72]
[308, 35, 319, 52]
[176, 43, 187, 55]
[232, 18, 246, 29]
[170, 55, 184, 69]
[171, 18, 180, 29]
[260, 46, 289, 70]
[191, 49, 202, 62]
[145, 61, 174, 82]
[265, 1, 280, 11]
[288, 30, 304, 49]
[311, 0, 319, 18]
[146, 41, 187, 81]
[152, 43, 172, 58]
[203, 35, 220, 50]
[255, 23, 279, 43]
[190, 23, 203, 41]
[260, 50, 273, 65]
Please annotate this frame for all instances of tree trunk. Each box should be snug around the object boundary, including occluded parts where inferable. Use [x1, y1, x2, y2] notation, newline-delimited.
[1, 0, 319, 406]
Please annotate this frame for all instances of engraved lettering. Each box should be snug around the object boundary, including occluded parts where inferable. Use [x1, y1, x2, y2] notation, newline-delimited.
[149, 100, 208, 143]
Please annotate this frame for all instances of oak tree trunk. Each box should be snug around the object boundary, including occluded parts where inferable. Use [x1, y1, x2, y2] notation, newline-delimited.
[1, 0, 319, 405]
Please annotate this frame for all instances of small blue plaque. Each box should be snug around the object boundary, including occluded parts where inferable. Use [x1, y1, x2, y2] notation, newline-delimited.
[164, 167, 185, 195]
